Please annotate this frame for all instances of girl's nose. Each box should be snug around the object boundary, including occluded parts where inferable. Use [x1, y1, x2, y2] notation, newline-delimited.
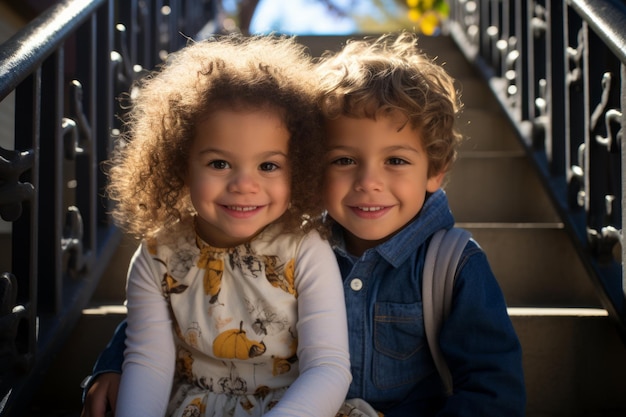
[228, 171, 260, 193]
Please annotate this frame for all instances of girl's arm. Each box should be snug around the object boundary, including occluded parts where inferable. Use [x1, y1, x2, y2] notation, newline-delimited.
[115, 243, 176, 417]
[267, 231, 352, 417]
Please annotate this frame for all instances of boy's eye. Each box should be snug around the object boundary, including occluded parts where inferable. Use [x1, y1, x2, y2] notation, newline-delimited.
[260, 162, 279, 172]
[331, 157, 355, 166]
[208, 160, 230, 169]
[387, 157, 409, 165]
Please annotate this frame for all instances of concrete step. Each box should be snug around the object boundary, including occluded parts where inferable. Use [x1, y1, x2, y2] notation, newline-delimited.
[35, 304, 626, 417]
[457, 108, 524, 152]
[93, 226, 599, 309]
[455, 78, 502, 112]
[510, 308, 626, 417]
[447, 154, 560, 223]
[31, 305, 127, 416]
[462, 225, 601, 307]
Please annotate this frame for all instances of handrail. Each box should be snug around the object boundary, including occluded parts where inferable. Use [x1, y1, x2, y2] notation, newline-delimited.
[0, 1, 217, 415]
[0, 0, 105, 100]
[569, 0, 626, 61]
[447, 0, 626, 338]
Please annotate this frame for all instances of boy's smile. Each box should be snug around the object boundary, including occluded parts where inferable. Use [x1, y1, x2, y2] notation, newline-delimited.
[323, 114, 444, 255]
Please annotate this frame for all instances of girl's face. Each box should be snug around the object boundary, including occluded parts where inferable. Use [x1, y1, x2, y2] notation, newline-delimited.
[187, 109, 291, 247]
[323, 114, 444, 256]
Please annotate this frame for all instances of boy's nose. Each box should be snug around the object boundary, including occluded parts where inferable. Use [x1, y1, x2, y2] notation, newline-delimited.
[354, 166, 383, 192]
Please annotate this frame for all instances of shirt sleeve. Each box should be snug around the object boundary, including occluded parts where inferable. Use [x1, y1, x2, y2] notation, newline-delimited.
[115, 243, 176, 417]
[437, 243, 526, 416]
[81, 319, 127, 402]
[265, 231, 352, 417]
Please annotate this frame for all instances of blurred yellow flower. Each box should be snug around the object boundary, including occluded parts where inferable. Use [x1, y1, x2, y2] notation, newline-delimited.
[420, 11, 440, 35]
[408, 9, 422, 22]
[405, 0, 450, 35]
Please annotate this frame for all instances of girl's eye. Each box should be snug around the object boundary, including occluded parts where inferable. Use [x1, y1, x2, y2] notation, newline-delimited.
[260, 162, 279, 172]
[331, 157, 355, 166]
[387, 157, 409, 166]
[208, 160, 230, 169]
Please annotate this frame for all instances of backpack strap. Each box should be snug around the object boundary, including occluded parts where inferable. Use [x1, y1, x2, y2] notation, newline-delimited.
[422, 227, 472, 397]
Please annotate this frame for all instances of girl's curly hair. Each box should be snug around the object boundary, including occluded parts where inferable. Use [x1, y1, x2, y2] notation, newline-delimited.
[315, 31, 463, 178]
[106, 35, 325, 240]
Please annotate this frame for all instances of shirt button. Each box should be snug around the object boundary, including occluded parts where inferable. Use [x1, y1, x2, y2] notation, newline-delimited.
[350, 278, 363, 291]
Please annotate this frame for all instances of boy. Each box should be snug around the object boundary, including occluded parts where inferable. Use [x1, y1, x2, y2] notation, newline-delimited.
[81, 32, 525, 417]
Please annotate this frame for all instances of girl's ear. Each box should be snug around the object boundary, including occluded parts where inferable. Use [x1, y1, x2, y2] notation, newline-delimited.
[426, 170, 445, 193]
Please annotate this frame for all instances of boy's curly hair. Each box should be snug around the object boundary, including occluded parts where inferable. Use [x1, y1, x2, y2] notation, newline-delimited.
[315, 32, 463, 178]
[106, 35, 325, 240]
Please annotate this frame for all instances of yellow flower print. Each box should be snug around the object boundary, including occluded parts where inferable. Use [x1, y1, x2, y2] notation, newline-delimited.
[161, 273, 189, 296]
[263, 256, 297, 297]
[272, 332, 298, 376]
[202, 258, 223, 303]
[146, 238, 158, 255]
[176, 347, 194, 383]
[197, 238, 226, 303]
[181, 397, 205, 417]
[254, 385, 271, 398]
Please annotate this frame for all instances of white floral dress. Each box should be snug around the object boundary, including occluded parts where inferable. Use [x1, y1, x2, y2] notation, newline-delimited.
[115, 222, 353, 417]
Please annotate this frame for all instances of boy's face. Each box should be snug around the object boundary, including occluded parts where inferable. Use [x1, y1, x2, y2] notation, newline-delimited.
[323, 114, 444, 255]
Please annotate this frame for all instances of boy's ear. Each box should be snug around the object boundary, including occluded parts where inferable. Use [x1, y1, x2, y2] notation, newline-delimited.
[426, 171, 445, 193]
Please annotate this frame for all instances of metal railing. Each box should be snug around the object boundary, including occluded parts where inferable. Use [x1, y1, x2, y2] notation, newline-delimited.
[446, 0, 625, 337]
[0, 1, 216, 415]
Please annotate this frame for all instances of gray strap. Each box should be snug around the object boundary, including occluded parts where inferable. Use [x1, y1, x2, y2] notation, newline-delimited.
[422, 227, 471, 397]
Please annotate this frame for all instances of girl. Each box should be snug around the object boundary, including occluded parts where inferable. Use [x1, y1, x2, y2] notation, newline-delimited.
[108, 35, 351, 417]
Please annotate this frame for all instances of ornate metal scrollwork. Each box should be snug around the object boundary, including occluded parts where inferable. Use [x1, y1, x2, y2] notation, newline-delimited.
[590, 73, 622, 153]
[0, 273, 30, 373]
[458, 0, 480, 47]
[531, 5, 548, 153]
[566, 28, 585, 210]
[503, 40, 520, 104]
[531, 4, 547, 38]
[62, 206, 86, 277]
[586, 72, 622, 260]
[63, 80, 93, 161]
[569, 143, 586, 209]
[112, 23, 136, 92]
[0, 148, 34, 222]
[587, 224, 621, 263]
[533, 78, 549, 151]
[566, 28, 584, 87]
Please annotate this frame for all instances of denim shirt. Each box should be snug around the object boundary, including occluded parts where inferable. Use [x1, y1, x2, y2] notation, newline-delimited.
[334, 189, 525, 416]
[88, 189, 525, 416]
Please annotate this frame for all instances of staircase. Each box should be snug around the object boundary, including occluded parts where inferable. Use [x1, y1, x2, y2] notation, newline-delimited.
[30, 34, 626, 417]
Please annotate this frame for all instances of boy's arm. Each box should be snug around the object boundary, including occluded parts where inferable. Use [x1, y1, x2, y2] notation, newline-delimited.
[81, 320, 127, 416]
[438, 245, 526, 416]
